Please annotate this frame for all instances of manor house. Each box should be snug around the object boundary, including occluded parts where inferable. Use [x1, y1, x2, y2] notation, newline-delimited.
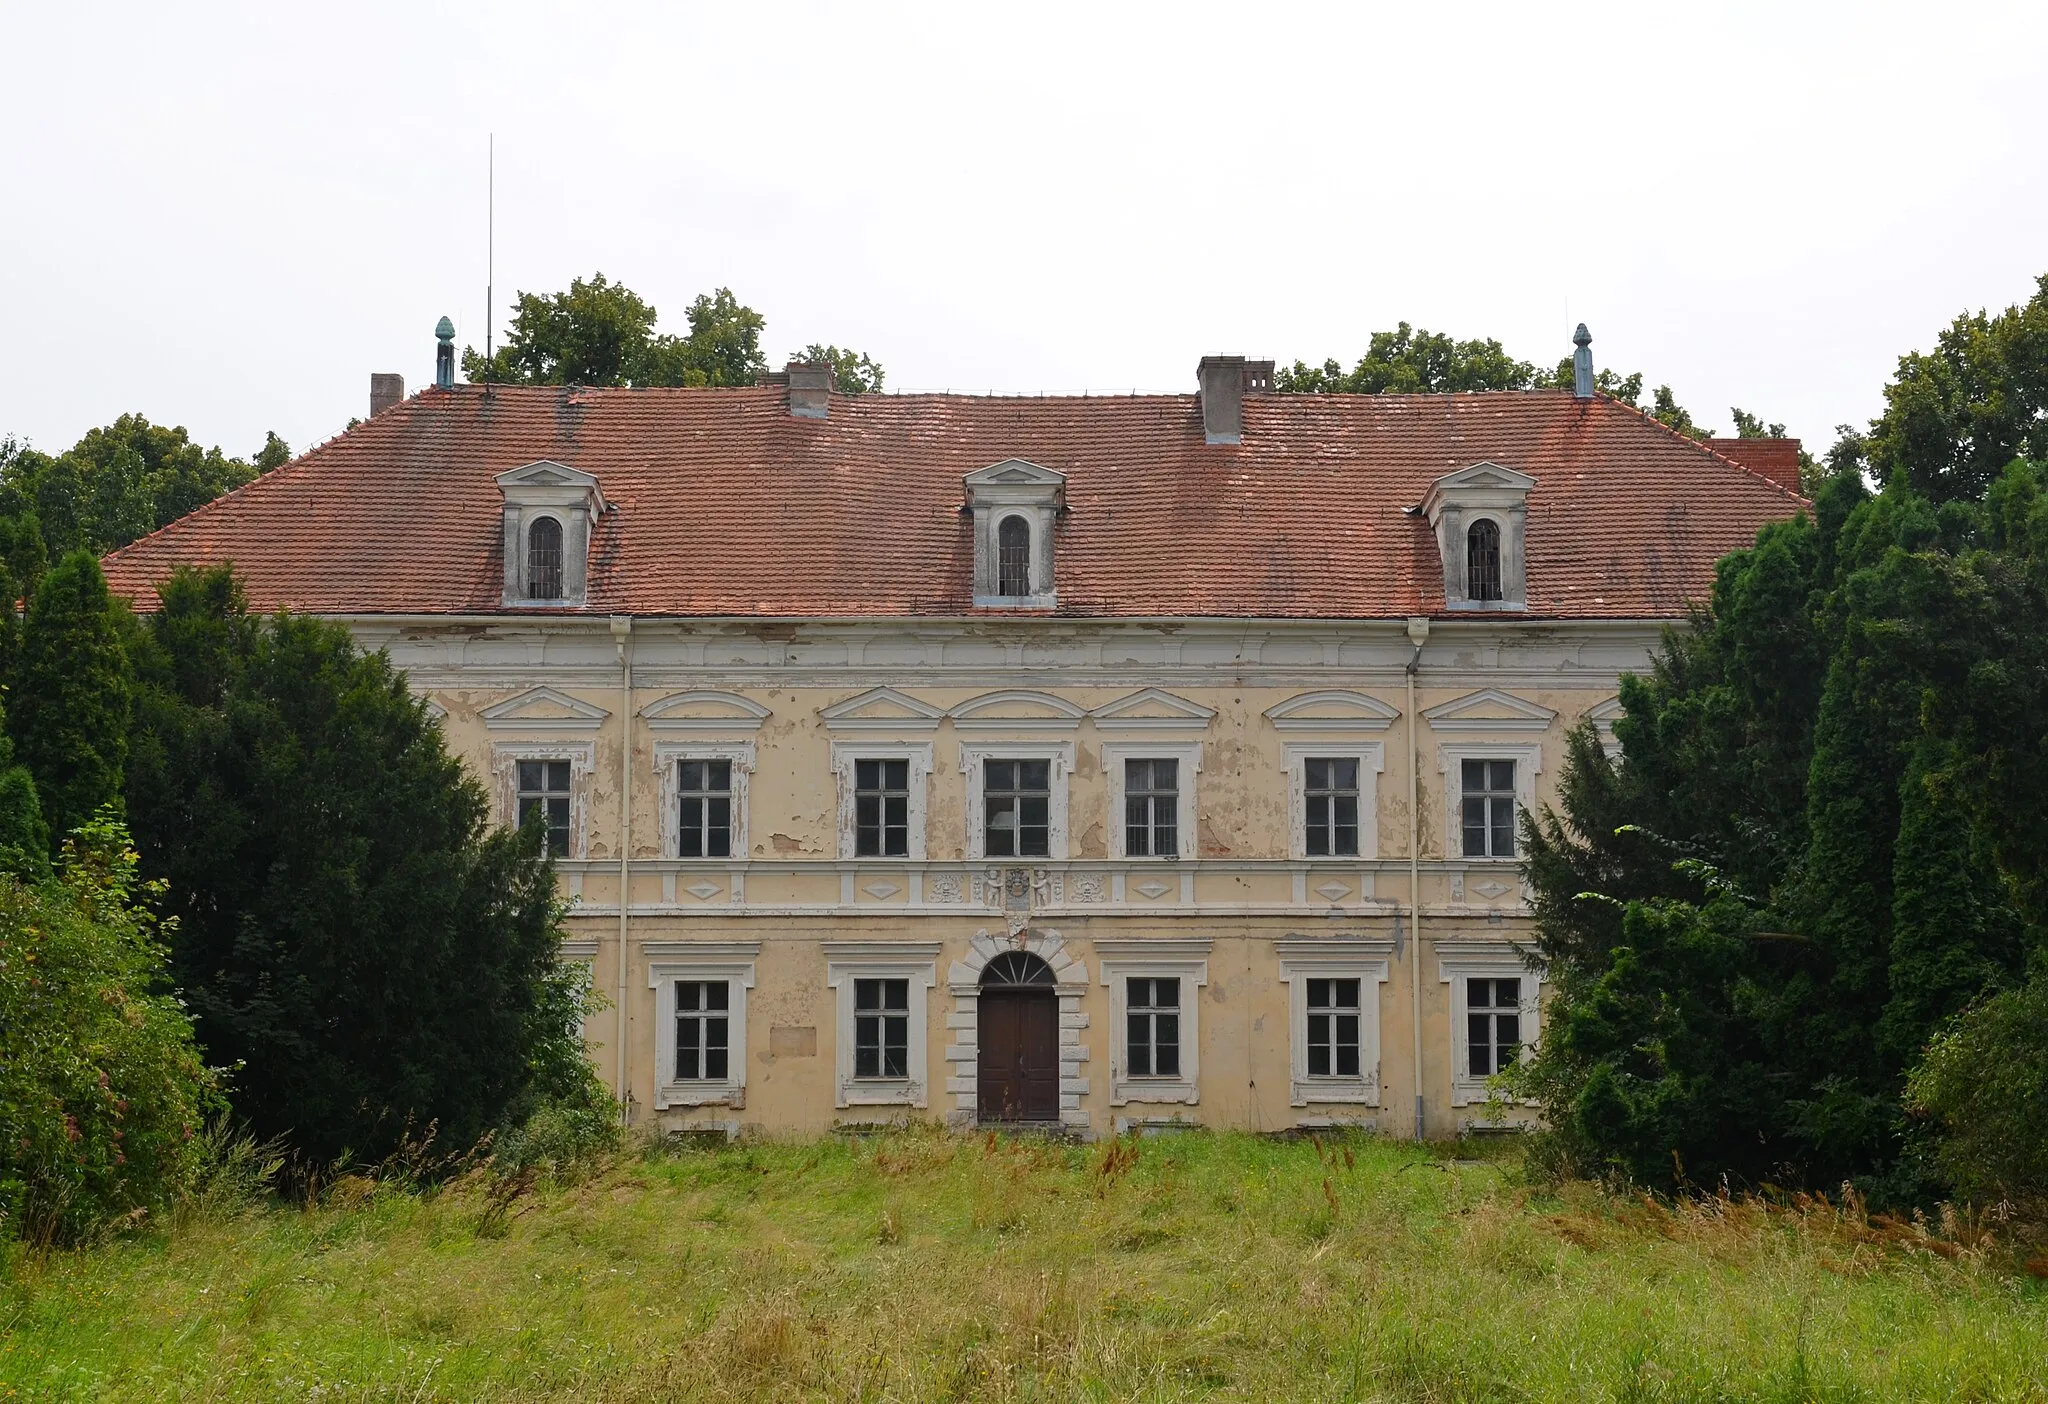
[102, 328, 1803, 1139]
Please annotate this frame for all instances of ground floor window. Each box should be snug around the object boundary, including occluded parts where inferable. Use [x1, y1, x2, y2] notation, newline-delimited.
[674, 980, 730, 1082]
[648, 946, 757, 1110]
[1124, 977, 1181, 1078]
[1437, 942, 1541, 1107]
[826, 946, 938, 1109]
[1099, 943, 1210, 1106]
[853, 978, 909, 1079]
[1279, 939, 1391, 1108]
[1466, 977, 1522, 1077]
[1306, 978, 1361, 1077]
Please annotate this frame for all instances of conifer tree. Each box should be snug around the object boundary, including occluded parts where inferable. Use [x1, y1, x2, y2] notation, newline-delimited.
[10, 551, 130, 843]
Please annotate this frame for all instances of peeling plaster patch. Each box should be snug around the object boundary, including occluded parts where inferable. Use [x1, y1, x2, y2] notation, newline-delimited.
[770, 832, 808, 854]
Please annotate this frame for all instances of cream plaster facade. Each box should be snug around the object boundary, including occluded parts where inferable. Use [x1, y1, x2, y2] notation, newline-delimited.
[358, 611, 1650, 1140]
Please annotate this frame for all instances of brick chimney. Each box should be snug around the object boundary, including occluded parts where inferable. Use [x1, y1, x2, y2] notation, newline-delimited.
[785, 360, 834, 419]
[370, 373, 405, 418]
[1196, 356, 1275, 445]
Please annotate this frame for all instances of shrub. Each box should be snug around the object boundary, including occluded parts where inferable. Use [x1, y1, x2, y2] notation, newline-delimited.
[1906, 968, 2048, 1209]
[0, 816, 217, 1244]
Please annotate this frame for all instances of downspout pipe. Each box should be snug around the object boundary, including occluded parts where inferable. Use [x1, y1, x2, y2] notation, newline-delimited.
[610, 615, 634, 1122]
[1405, 615, 1430, 1141]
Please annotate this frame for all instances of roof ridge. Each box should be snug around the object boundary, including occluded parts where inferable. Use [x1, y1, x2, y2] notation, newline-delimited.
[1602, 394, 1810, 505]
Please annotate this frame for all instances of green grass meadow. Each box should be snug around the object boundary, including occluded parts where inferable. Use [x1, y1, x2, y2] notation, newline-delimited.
[3, 1130, 2044, 1402]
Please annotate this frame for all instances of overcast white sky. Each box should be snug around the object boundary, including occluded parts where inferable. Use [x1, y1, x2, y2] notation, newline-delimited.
[4, 2, 2045, 463]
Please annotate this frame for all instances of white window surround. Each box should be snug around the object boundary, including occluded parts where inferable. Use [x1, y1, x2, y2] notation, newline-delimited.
[1585, 697, 1626, 760]
[1277, 938, 1393, 1107]
[1420, 460, 1534, 613]
[960, 740, 1076, 861]
[1435, 741, 1541, 864]
[1283, 742, 1385, 861]
[1102, 740, 1203, 860]
[826, 942, 939, 1109]
[647, 943, 758, 1110]
[490, 740, 595, 858]
[1097, 938, 1211, 1106]
[653, 741, 755, 861]
[830, 740, 934, 860]
[1436, 938, 1543, 1107]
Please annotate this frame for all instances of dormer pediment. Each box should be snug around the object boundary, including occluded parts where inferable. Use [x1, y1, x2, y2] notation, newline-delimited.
[1091, 688, 1217, 732]
[1420, 460, 1533, 612]
[1423, 688, 1557, 733]
[480, 685, 611, 733]
[818, 686, 945, 733]
[964, 458, 1066, 494]
[1264, 689, 1401, 733]
[641, 690, 773, 735]
[949, 689, 1085, 732]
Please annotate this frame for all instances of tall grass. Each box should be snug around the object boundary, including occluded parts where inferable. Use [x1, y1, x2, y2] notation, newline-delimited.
[2, 1129, 2043, 1401]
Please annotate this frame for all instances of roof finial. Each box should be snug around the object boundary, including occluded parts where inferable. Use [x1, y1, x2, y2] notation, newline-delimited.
[1571, 323, 1594, 400]
[435, 316, 456, 391]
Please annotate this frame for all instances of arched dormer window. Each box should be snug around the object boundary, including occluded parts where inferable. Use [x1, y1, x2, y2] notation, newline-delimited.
[527, 516, 565, 600]
[1466, 518, 1502, 602]
[997, 515, 1031, 597]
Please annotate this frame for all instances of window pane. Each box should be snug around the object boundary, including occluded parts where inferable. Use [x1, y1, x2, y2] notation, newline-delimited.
[546, 760, 571, 791]
[1462, 758, 1486, 791]
[883, 1015, 908, 1078]
[1463, 798, 1489, 858]
[518, 759, 544, 791]
[708, 798, 731, 857]
[677, 1032, 699, 1081]
[1469, 1013, 1492, 1076]
[1127, 1014, 1152, 1076]
[986, 760, 1014, 791]
[706, 983, 729, 1011]
[1305, 758, 1329, 790]
[1497, 1014, 1521, 1059]
[855, 1034, 879, 1079]
[881, 980, 908, 1012]
[1334, 979, 1360, 1008]
[855, 979, 883, 1011]
[855, 759, 880, 789]
[1331, 759, 1357, 790]
[1155, 978, 1180, 1009]
[1306, 794, 1331, 856]
[1155, 1015, 1180, 1077]
[1333, 793, 1358, 856]
[705, 1045, 728, 1081]
[1020, 759, 1049, 792]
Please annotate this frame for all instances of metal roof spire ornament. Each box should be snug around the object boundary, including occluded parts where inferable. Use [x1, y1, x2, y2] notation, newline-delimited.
[435, 315, 456, 390]
[1571, 323, 1594, 400]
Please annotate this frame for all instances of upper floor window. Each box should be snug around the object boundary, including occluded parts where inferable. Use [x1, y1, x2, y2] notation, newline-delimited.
[1123, 757, 1179, 858]
[1466, 518, 1502, 602]
[854, 758, 909, 858]
[1304, 757, 1360, 857]
[997, 515, 1032, 596]
[679, 759, 733, 858]
[516, 758, 572, 857]
[1461, 759, 1517, 859]
[526, 516, 565, 600]
[984, 758, 1051, 857]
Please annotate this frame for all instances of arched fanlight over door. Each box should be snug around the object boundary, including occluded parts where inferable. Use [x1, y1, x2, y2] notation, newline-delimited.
[980, 950, 1055, 987]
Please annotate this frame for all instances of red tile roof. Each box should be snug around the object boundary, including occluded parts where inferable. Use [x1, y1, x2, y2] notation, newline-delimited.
[101, 385, 1804, 621]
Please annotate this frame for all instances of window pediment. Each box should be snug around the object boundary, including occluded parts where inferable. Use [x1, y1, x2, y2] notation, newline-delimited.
[1264, 689, 1401, 734]
[1090, 688, 1216, 732]
[1423, 688, 1557, 733]
[641, 690, 772, 735]
[818, 686, 945, 733]
[949, 689, 1085, 732]
[479, 685, 611, 733]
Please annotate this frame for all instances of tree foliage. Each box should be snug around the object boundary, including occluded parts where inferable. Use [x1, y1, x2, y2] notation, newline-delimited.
[0, 816, 218, 1244]
[1867, 274, 2048, 503]
[124, 567, 601, 1165]
[1517, 457, 2048, 1198]
[462, 273, 877, 396]
[797, 343, 886, 395]
[10, 551, 131, 843]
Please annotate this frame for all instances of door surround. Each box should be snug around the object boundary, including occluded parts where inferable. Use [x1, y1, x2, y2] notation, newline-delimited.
[945, 928, 1090, 1132]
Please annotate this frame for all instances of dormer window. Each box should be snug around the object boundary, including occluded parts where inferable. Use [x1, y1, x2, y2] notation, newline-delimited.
[964, 458, 1063, 609]
[527, 516, 565, 600]
[495, 459, 604, 608]
[1421, 461, 1534, 612]
[1466, 519, 1502, 602]
[997, 516, 1032, 596]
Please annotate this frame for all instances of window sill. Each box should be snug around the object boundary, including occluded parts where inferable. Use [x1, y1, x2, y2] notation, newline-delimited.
[838, 1079, 925, 1109]
[1291, 1077, 1380, 1108]
[654, 1083, 743, 1110]
[1444, 599, 1527, 613]
[971, 594, 1058, 610]
[1110, 1078, 1197, 1107]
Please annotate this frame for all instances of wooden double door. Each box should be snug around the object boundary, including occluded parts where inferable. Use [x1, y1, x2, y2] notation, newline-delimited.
[977, 988, 1059, 1123]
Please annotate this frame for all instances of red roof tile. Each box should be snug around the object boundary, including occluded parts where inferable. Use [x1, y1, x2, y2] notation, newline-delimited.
[101, 385, 1804, 620]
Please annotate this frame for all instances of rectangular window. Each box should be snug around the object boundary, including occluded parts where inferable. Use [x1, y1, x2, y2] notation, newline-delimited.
[1461, 759, 1517, 859]
[853, 977, 909, 1079]
[1304, 757, 1360, 857]
[516, 759, 572, 858]
[678, 759, 733, 859]
[854, 758, 910, 858]
[1124, 757, 1179, 858]
[1125, 976, 1182, 1078]
[984, 758, 1051, 858]
[1467, 977, 1523, 1077]
[674, 980, 730, 1082]
[1306, 977, 1363, 1078]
